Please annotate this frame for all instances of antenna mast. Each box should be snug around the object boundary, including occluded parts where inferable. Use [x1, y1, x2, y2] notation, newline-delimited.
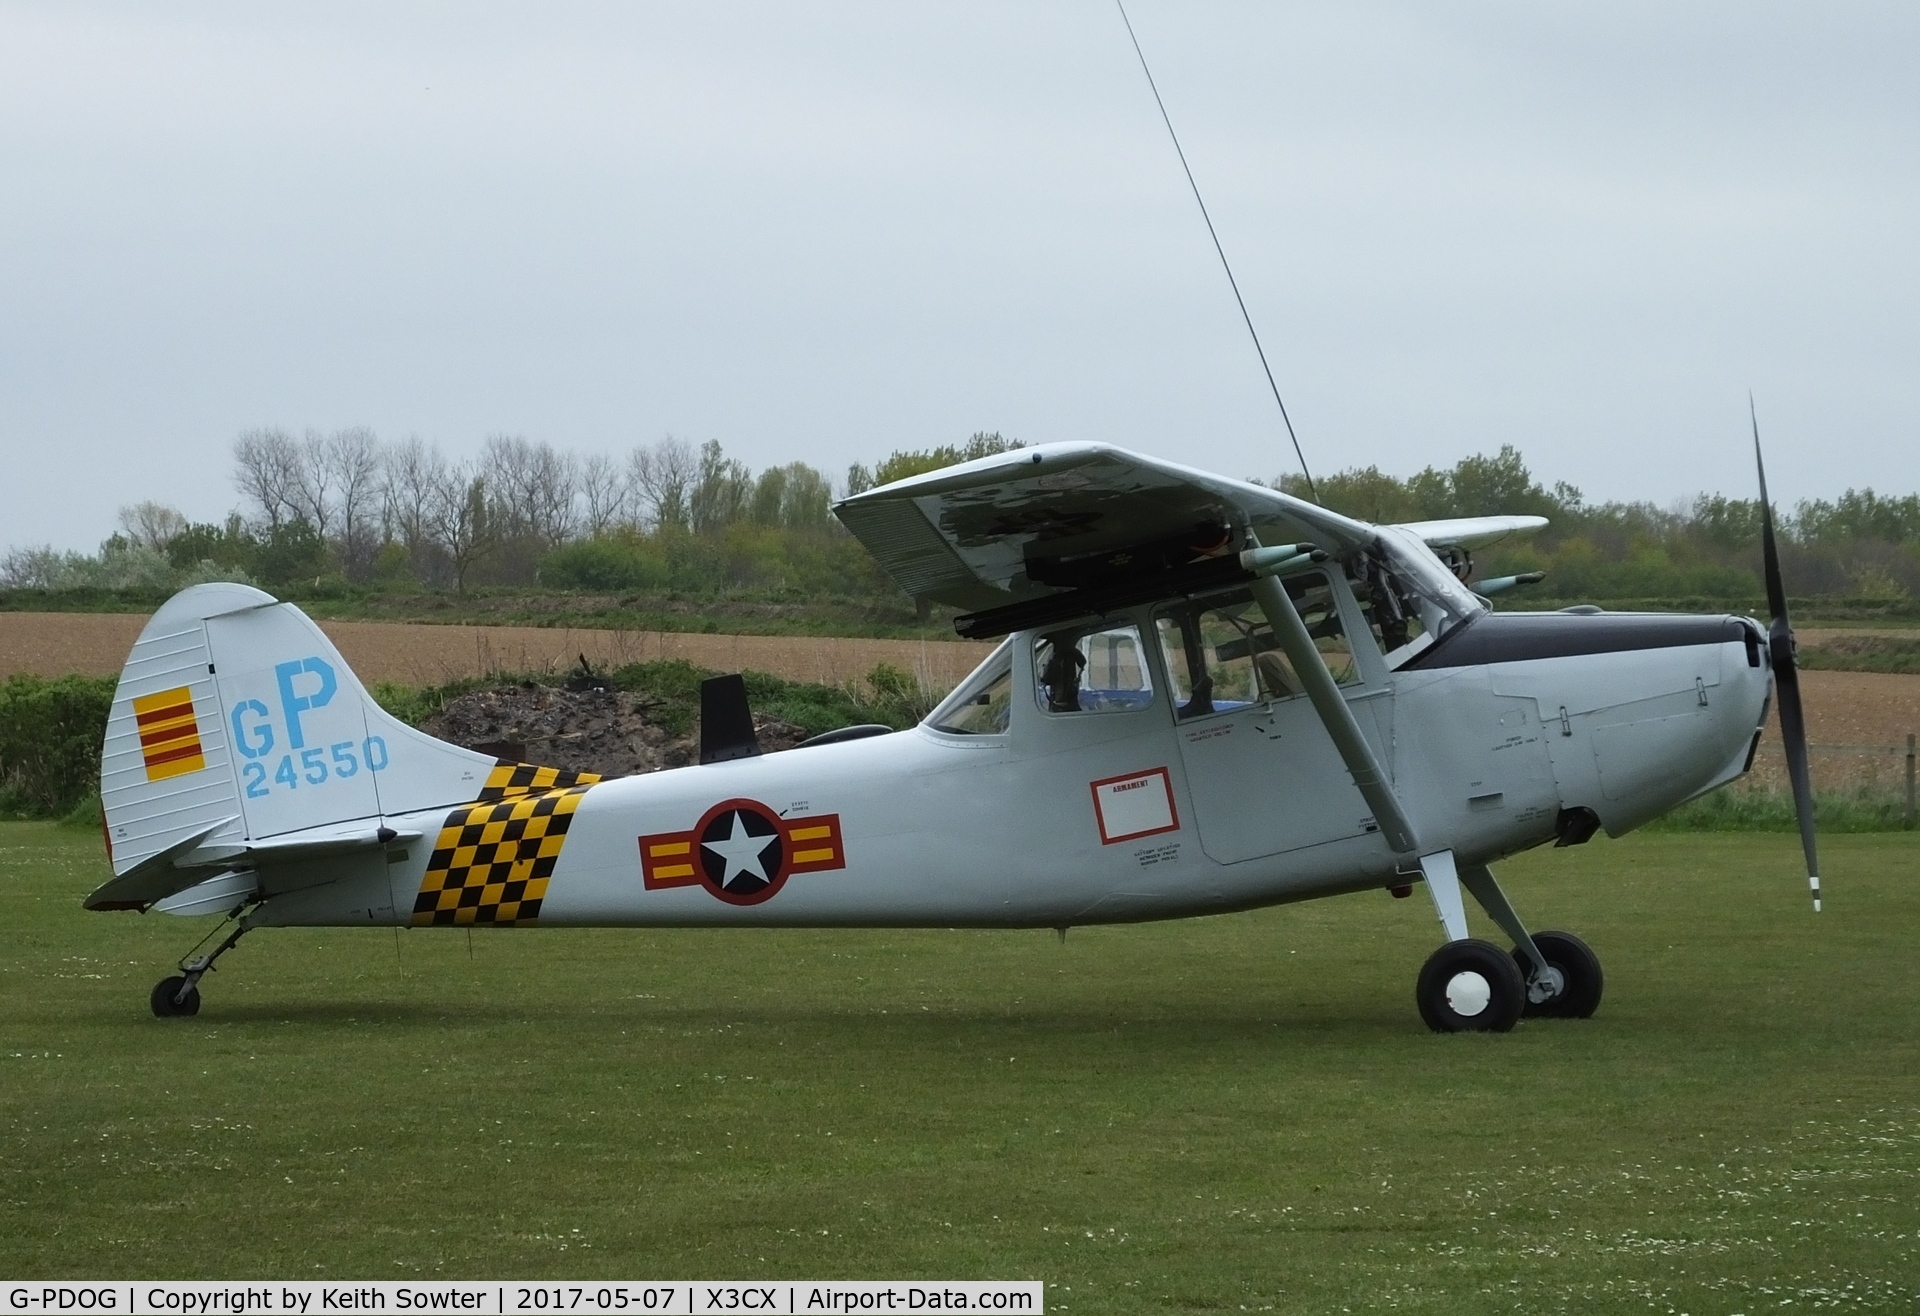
[1116, 1, 1318, 501]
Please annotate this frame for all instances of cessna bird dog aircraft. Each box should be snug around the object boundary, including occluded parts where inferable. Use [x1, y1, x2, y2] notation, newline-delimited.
[89, 437, 1821, 1031]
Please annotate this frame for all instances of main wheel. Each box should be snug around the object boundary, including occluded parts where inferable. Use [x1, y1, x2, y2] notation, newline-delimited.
[1514, 930, 1603, 1018]
[150, 975, 201, 1018]
[1416, 939, 1526, 1033]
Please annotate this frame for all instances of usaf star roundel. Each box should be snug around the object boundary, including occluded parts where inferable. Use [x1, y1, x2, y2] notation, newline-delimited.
[693, 798, 789, 905]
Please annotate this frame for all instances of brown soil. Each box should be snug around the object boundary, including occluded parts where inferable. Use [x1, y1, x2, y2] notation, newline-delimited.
[418, 683, 808, 779]
[0, 612, 994, 692]
[1749, 670, 1920, 794]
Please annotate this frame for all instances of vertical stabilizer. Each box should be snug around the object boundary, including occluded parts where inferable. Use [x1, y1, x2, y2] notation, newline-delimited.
[100, 583, 520, 879]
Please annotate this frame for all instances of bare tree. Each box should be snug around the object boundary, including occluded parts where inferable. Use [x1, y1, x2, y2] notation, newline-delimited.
[578, 451, 627, 537]
[117, 502, 189, 552]
[283, 429, 336, 540]
[232, 428, 305, 529]
[526, 442, 578, 549]
[627, 435, 698, 531]
[325, 427, 384, 580]
[425, 458, 498, 594]
[382, 435, 443, 569]
[482, 434, 578, 550]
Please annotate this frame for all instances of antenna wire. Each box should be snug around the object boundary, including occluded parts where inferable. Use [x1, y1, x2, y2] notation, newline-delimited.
[1116, 0, 1318, 500]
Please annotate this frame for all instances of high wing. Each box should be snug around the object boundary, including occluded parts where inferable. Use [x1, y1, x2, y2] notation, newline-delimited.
[833, 441, 1377, 615]
[1398, 516, 1548, 553]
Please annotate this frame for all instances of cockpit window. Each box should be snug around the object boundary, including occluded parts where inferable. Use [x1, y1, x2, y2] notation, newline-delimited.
[1034, 623, 1155, 715]
[927, 640, 1013, 735]
[1350, 529, 1485, 668]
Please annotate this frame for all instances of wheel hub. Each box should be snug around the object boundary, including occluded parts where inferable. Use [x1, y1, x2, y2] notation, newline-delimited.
[1526, 964, 1568, 1005]
[1444, 970, 1492, 1017]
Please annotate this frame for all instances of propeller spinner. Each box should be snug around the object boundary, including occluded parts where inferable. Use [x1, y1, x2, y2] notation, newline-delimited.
[1752, 398, 1822, 911]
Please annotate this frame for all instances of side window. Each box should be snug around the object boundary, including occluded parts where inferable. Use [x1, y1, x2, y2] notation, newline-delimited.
[928, 642, 1013, 735]
[1154, 574, 1356, 721]
[1034, 623, 1155, 714]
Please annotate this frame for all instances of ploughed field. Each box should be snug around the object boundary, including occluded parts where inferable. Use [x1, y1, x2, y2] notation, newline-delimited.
[0, 612, 996, 692]
[3, 823, 1916, 1311]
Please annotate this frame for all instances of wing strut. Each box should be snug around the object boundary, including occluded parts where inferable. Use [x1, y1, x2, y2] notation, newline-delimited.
[1244, 537, 1419, 853]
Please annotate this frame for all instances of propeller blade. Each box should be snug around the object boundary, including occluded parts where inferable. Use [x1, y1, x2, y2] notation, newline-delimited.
[1752, 398, 1821, 911]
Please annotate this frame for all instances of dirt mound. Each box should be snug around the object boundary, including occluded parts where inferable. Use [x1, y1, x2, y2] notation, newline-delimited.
[419, 682, 808, 780]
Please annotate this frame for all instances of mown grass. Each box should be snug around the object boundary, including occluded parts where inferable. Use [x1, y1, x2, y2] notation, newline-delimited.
[3, 824, 1917, 1311]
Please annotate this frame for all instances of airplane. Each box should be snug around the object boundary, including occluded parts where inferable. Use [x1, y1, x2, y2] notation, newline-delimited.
[87, 436, 1819, 1032]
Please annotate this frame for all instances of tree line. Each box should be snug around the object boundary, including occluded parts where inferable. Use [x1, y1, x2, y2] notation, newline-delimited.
[1276, 446, 1920, 606]
[0, 428, 1020, 601]
[3, 431, 1914, 611]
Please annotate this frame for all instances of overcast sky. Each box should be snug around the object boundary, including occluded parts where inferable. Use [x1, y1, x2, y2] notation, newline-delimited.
[2, 2, 1915, 552]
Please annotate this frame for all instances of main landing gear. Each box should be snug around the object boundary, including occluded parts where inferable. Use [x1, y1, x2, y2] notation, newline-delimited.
[150, 914, 256, 1019]
[1411, 851, 1603, 1033]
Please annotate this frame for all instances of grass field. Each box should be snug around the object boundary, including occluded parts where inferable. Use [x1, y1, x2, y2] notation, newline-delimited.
[4, 823, 1917, 1312]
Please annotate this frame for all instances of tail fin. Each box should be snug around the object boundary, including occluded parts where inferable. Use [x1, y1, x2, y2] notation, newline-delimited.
[98, 583, 571, 892]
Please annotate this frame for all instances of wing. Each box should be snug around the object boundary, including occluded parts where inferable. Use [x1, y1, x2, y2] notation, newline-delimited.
[1396, 515, 1548, 552]
[833, 441, 1377, 614]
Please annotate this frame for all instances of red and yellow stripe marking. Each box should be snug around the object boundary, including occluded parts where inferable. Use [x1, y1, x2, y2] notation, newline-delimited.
[133, 687, 205, 782]
[786, 816, 845, 872]
[640, 834, 699, 889]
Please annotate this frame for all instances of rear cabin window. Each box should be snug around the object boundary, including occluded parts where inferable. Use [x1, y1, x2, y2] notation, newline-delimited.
[1034, 623, 1155, 714]
[1154, 574, 1357, 720]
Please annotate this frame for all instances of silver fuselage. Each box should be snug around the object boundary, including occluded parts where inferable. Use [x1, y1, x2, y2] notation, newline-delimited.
[258, 606, 1770, 932]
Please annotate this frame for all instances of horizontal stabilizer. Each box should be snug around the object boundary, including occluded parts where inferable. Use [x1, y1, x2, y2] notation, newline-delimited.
[83, 819, 236, 910]
[85, 818, 422, 912]
[153, 871, 260, 917]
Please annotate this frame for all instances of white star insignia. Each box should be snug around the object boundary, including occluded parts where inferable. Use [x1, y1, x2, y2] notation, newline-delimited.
[701, 811, 777, 886]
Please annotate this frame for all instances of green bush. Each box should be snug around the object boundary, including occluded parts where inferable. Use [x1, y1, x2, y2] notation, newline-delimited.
[540, 537, 672, 591]
[0, 674, 116, 818]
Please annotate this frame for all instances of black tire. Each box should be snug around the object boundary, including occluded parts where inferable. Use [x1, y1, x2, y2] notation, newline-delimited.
[150, 976, 201, 1018]
[1514, 930, 1603, 1019]
[1416, 939, 1526, 1033]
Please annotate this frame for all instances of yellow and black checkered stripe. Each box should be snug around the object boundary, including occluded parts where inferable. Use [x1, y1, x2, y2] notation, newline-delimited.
[412, 782, 594, 926]
[477, 760, 600, 802]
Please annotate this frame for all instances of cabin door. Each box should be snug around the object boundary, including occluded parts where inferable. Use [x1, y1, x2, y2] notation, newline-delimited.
[1155, 580, 1390, 864]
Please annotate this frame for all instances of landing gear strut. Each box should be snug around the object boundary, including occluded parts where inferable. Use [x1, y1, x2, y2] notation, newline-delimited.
[1413, 850, 1603, 1032]
[150, 915, 254, 1019]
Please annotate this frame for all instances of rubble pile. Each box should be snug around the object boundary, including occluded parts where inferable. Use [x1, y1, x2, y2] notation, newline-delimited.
[419, 682, 808, 781]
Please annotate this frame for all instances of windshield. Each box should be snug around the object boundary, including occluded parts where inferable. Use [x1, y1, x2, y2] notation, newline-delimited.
[1350, 527, 1485, 668]
[926, 639, 1014, 735]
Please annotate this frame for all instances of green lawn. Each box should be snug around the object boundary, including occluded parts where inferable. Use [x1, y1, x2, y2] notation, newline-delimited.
[3, 823, 1917, 1312]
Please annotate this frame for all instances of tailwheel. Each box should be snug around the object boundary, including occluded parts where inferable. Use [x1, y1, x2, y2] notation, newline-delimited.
[1417, 939, 1525, 1033]
[148, 914, 252, 1018]
[1514, 930, 1603, 1019]
[150, 975, 201, 1018]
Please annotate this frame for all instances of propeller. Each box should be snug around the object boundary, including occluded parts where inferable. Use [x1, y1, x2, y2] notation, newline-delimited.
[1752, 397, 1821, 911]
